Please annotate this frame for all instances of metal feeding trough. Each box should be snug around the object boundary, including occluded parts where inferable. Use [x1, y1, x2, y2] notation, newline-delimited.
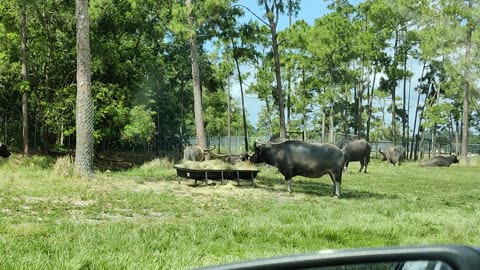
[173, 166, 260, 186]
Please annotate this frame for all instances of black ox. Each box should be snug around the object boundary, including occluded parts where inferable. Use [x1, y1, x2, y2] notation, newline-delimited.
[0, 143, 11, 158]
[250, 139, 345, 198]
[379, 145, 405, 166]
[337, 139, 371, 173]
[419, 155, 459, 167]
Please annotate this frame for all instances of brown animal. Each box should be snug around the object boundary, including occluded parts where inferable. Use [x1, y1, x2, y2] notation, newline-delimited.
[419, 155, 459, 167]
[209, 151, 249, 164]
[379, 145, 405, 166]
[183, 145, 215, 161]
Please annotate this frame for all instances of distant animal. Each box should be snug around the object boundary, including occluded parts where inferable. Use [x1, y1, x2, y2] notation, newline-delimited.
[227, 152, 249, 163]
[378, 145, 405, 166]
[183, 145, 215, 162]
[209, 151, 249, 164]
[250, 139, 345, 198]
[0, 143, 11, 158]
[337, 139, 371, 173]
[419, 155, 459, 167]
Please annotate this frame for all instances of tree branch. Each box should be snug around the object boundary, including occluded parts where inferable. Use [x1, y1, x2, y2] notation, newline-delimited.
[233, 4, 269, 27]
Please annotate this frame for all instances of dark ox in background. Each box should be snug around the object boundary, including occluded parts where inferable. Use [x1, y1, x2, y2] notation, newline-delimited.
[419, 155, 459, 167]
[183, 145, 215, 161]
[337, 139, 371, 173]
[250, 139, 345, 198]
[379, 145, 405, 166]
[0, 143, 11, 158]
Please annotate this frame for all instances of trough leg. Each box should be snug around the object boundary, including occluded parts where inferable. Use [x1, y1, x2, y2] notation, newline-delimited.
[236, 171, 240, 185]
[204, 172, 209, 185]
[250, 172, 254, 187]
[221, 171, 225, 185]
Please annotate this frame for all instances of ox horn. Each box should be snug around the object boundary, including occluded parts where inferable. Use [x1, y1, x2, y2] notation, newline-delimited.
[204, 145, 216, 152]
[255, 138, 266, 145]
[269, 138, 287, 145]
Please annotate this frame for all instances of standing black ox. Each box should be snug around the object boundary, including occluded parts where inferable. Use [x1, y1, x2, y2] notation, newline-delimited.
[0, 143, 11, 158]
[250, 139, 345, 198]
[337, 139, 371, 173]
[379, 145, 405, 166]
[183, 145, 215, 161]
[419, 155, 459, 167]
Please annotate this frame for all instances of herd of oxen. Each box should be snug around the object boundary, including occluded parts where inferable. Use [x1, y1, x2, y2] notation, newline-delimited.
[0, 140, 459, 198]
[182, 138, 459, 198]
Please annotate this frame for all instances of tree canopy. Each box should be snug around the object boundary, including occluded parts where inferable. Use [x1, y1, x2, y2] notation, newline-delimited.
[0, 0, 478, 160]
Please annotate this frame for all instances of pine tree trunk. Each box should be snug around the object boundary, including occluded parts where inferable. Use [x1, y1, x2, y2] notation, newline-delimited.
[75, 0, 94, 177]
[402, 48, 408, 155]
[321, 109, 325, 143]
[186, 0, 207, 150]
[21, 1, 29, 156]
[366, 69, 376, 142]
[410, 62, 426, 160]
[461, 0, 472, 162]
[263, 1, 286, 138]
[229, 34, 249, 152]
[391, 29, 399, 145]
[329, 105, 334, 144]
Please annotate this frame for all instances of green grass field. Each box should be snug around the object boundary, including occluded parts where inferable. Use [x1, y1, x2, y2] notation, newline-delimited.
[1, 154, 479, 269]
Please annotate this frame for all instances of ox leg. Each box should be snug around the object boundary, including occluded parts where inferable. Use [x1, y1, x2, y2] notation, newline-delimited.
[358, 162, 364, 173]
[286, 178, 292, 193]
[330, 171, 342, 198]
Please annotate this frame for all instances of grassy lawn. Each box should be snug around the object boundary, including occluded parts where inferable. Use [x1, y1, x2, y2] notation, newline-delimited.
[1, 154, 479, 269]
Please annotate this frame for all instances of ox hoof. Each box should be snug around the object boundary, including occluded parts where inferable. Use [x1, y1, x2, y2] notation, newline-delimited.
[332, 195, 340, 199]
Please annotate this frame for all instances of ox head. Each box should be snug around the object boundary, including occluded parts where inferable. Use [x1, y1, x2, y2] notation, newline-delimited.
[250, 139, 272, 163]
[0, 143, 11, 158]
[378, 147, 387, 161]
[451, 154, 460, 164]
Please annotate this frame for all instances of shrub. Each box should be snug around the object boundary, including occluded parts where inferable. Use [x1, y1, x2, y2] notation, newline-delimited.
[53, 155, 74, 177]
[140, 158, 174, 171]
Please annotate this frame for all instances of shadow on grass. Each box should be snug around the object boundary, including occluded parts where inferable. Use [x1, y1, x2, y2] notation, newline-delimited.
[253, 175, 398, 199]
[175, 168, 396, 200]
[181, 178, 255, 188]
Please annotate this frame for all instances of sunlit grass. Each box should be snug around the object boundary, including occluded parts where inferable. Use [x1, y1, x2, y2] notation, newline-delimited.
[1, 154, 479, 269]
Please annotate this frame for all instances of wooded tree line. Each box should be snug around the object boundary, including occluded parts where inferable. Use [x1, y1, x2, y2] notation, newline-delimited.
[1, 0, 479, 166]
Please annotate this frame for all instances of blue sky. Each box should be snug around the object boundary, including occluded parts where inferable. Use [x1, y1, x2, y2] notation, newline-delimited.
[231, 1, 332, 127]
[228, 0, 424, 132]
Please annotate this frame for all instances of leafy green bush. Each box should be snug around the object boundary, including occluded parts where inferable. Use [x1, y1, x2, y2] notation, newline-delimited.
[121, 105, 155, 148]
